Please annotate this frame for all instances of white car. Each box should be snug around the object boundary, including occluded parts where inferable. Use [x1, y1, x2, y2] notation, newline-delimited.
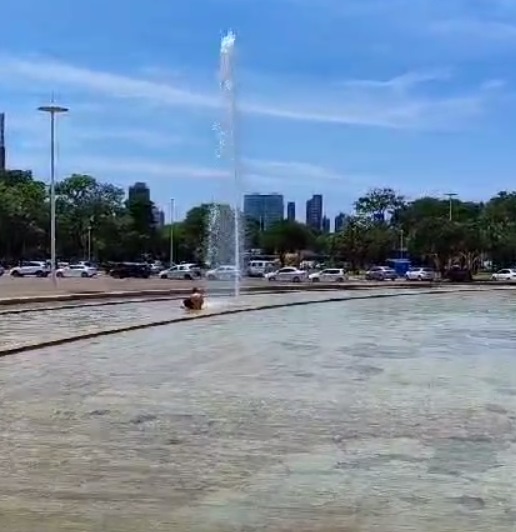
[265, 267, 308, 283]
[159, 263, 202, 280]
[206, 265, 240, 281]
[10, 261, 49, 277]
[309, 268, 347, 283]
[405, 267, 437, 281]
[491, 268, 516, 281]
[56, 264, 97, 278]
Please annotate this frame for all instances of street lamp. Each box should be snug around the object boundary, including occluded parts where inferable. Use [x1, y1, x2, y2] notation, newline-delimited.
[169, 198, 175, 268]
[38, 104, 69, 286]
[444, 193, 458, 221]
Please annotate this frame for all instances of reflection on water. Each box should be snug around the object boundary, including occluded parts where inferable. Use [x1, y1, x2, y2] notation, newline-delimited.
[0, 291, 515, 531]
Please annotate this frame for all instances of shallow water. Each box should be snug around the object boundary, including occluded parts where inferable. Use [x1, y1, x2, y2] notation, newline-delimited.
[1, 290, 516, 531]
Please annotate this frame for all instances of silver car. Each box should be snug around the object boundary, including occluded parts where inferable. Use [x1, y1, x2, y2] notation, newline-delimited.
[365, 266, 397, 281]
[405, 267, 436, 281]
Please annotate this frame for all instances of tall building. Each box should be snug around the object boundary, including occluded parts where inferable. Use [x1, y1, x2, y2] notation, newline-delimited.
[305, 194, 323, 231]
[152, 206, 165, 228]
[0, 113, 5, 171]
[128, 182, 150, 203]
[287, 201, 296, 221]
[244, 193, 284, 229]
[334, 212, 348, 232]
[322, 215, 330, 234]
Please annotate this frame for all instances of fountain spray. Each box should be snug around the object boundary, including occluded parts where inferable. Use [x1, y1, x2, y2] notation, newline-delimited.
[220, 31, 242, 298]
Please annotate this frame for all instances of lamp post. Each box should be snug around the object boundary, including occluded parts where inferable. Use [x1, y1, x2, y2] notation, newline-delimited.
[444, 193, 458, 222]
[38, 104, 69, 286]
[169, 198, 175, 268]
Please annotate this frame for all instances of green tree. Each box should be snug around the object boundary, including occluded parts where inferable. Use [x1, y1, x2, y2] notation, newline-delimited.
[355, 187, 405, 222]
[0, 170, 48, 260]
[55, 174, 126, 260]
[261, 220, 314, 264]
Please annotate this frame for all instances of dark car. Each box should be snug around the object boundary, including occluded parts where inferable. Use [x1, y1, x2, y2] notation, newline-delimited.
[109, 262, 151, 279]
[445, 266, 473, 283]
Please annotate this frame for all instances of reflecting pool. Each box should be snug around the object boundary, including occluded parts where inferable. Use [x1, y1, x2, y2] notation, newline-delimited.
[1, 290, 515, 531]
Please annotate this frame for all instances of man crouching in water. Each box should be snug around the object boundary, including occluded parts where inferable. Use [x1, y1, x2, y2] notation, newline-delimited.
[183, 287, 204, 310]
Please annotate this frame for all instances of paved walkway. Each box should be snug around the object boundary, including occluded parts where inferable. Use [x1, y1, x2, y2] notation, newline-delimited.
[0, 276, 251, 298]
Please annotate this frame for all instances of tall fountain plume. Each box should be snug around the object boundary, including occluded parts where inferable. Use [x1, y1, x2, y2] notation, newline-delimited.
[219, 30, 243, 298]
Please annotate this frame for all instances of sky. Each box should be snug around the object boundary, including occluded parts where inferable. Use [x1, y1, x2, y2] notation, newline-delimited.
[2, 0, 516, 221]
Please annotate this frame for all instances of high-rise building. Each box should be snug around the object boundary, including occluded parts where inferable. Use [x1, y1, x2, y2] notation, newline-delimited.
[0, 113, 5, 171]
[244, 193, 284, 229]
[128, 182, 150, 203]
[287, 201, 296, 221]
[322, 215, 330, 234]
[152, 206, 165, 228]
[305, 194, 323, 231]
[334, 212, 348, 232]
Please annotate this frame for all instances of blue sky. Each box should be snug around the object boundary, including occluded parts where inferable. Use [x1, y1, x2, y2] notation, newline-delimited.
[2, 0, 516, 220]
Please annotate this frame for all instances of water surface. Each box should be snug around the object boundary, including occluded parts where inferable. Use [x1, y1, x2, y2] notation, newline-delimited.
[1, 290, 515, 531]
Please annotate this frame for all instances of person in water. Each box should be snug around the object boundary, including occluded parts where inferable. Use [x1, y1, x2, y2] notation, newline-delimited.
[183, 287, 204, 310]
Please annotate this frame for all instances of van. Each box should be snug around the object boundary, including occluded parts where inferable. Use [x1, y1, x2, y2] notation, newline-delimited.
[248, 260, 275, 277]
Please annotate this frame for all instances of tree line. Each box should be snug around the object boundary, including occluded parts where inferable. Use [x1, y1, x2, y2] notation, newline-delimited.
[1, 169, 516, 269]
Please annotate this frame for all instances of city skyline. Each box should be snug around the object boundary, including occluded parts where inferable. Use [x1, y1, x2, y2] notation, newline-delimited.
[2, 1, 516, 220]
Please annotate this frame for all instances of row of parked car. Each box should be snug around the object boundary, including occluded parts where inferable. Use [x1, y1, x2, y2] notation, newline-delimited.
[0, 261, 98, 278]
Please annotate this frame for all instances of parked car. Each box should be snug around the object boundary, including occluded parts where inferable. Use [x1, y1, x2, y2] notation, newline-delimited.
[405, 267, 437, 281]
[10, 261, 49, 277]
[309, 268, 347, 282]
[159, 263, 202, 280]
[365, 266, 397, 281]
[56, 264, 98, 278]
[265, 267, 308, 283]
[0, 265, 4, 277]
[109, 262, 151, 279]
[149, 261, 165, 275]
[206, 265, 241, 281]
[491, 268, 516, 281]
[445, 266, 473, 283]
[247, 260, 276, 277]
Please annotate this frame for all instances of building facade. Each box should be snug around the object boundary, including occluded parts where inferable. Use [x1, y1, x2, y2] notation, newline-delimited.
[334, 212, 348, 232]
[244, 193, 284, 229]
[128, 182, 150, 203]
[322, 215, 330, 234]
[152, 206, 165, 228]
[305, 194, 323, 231]
[0, 113, 5, 171]
[286, 201, 296, 221]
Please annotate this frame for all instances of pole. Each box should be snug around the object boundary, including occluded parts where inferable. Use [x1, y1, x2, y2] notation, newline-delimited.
[400, 229, 404, 259]
[38, 104, 68, 286]
[87, 226, 92, 262]
[445, 193, 457, 222]
[49, 111, 56, 286]
[169, 198, 175, 268]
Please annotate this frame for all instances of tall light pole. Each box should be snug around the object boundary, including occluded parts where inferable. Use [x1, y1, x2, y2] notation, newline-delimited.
[169, 198, 175, 268]
[38, 104, 69, 286]
[444, 193, 457, 222]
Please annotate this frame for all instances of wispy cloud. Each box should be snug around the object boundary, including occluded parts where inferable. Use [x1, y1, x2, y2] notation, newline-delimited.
[0, 55, 496, 130]
[430, 19, 516, 42]
[339, 69, 452, 92]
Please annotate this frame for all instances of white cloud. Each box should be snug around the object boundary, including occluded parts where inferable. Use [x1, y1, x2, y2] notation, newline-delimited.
[338, 69, 452, 92]
[245, 158, 346, 183]
[430, 19, 516, 42]
[0, 55, 495, 130]
[73, 128, 186, 148]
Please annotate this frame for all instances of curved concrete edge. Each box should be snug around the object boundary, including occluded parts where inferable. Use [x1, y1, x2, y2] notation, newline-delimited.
[0, 288, 343, 316]
[0, 287, 478, 358]
[0, 281, 444, 308]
